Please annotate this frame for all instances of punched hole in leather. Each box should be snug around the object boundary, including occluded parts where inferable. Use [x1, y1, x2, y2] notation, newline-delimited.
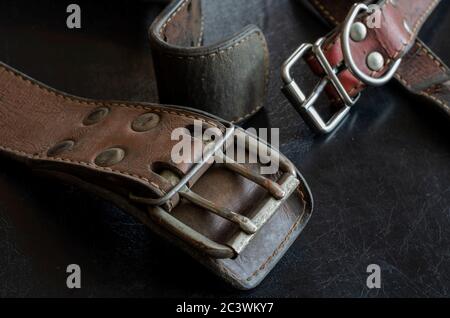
[149, 0, 270, 123]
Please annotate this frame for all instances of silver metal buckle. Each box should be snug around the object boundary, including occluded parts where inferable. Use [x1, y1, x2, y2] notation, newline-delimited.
[282, 2, 401, 134]
[281, 37, 360, 134]
[130, 127, 300, 259]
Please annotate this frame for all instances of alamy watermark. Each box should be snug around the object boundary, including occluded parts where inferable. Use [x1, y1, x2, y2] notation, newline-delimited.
[366, 264, 381, 289]
[66, 264, 81, 289]
[366, 4, 382, 29]
[171, 121, 280, 175]
[66, 4, 81, 29]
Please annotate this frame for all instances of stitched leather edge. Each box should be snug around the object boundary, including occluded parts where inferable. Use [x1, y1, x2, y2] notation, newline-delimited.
[395, 40, 450, 110]
[155, 30, 269, 123]
[159, 0, 191, 37]
[312, 0, 339, 25]
[0, 144, 166, 195]
[0, 65, 219, 128]
[319, 0, 440, 77]
[310, 0, 448, 109]
[210, 169, 309, 285]
[211, 184, 309, 289]
[244, 186, 308, 282]
[150, 0, 269, 123]
[0, 63, 229, 195]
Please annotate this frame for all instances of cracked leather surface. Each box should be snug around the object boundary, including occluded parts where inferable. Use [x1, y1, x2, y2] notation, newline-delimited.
[0, 0, 449, 297]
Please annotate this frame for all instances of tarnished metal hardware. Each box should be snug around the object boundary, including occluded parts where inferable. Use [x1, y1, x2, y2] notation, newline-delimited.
[159, 170, 257, 235]
[47, 139, 75, 157]
[341, 3, 401, 86]
[132, 112, 160, 132]
[131, 121, 235, 207]
[83, 107, 110, 126]
[281, 38, 360, 134]
[130, 127, 300, 259]
[95, 147, 126, 167]
[227, 172, 299, 255]
[149, 207, 236, 259]
[215, 151, 286, 200]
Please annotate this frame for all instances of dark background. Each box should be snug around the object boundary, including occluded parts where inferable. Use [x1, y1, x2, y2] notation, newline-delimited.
[0, 0, 449, 297]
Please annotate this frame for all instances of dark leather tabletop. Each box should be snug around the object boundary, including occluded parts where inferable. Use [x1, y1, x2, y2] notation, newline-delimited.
[0, 0, 449, 297]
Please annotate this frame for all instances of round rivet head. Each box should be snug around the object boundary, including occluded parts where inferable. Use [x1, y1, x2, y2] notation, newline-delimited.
[95, 147, 125, 167]
[132, 112, 160, 132]
[47, 140, 75, 157]
[367, 52, 385, 72]
[83, 107, 110, 126]
[350, 22, 367, 42]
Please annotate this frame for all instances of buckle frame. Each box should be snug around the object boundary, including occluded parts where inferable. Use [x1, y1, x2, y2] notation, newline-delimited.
[131, 127, 300, 259]
[134, 121, 235, 207]
[281, 37, 360, 134]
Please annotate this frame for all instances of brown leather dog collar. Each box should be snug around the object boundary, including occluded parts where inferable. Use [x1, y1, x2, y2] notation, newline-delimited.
[282, 0, 443, 133]
[0, 61, 312, 290]
[309, 0, 450, 119]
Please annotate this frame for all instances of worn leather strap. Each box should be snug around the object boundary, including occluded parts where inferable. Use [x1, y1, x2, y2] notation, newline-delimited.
[149, 0, 269, 123]
[306, 0, 450, 115]
[305, 0, 447, 114]
[0, 61, 312, 289]
[396, 39, 450, 116]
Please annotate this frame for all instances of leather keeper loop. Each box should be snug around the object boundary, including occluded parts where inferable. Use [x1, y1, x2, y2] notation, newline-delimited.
[149, 0, 270, 123]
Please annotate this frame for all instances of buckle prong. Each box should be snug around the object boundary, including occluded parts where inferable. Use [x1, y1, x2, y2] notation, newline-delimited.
[179, 183, 258, 235]
[215, 151, 286, 200]
[132, 170, 258, 234]
[131, 122, 235, 207]
[130, 128, 300, 259]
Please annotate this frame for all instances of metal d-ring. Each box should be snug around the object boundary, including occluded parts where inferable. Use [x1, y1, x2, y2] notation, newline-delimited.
[341, 3, 402, 86]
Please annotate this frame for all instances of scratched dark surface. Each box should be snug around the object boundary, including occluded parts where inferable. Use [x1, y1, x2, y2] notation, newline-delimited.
[0, 0, 449, 298]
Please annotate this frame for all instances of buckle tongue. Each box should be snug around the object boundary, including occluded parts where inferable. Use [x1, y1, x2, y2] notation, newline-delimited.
[178, 178, 258, 235]
[130, 128, 300, 259]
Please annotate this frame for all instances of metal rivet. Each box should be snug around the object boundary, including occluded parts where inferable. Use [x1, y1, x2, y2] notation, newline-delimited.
[47, 140, 75, 157]
[95, 147, 125, 167]
[83, 107, 110, 126]
[367, 52, 385, 72]
[131, 112, 160, 132]
[350, 22, 367, 42]
[403, 19, 412, 35]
